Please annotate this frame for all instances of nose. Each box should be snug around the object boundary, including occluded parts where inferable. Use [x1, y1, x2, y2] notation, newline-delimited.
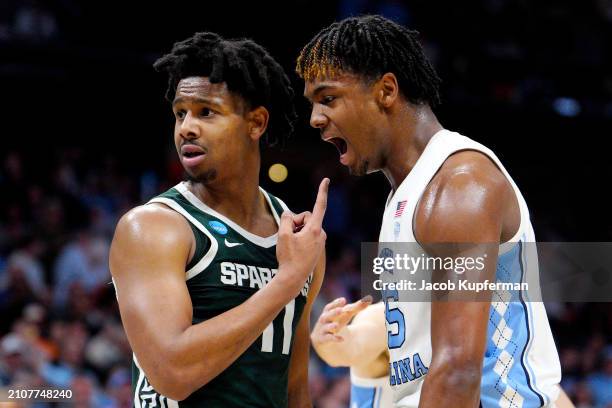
[179, 111, 199, 140]
[309, 104, 328, 129]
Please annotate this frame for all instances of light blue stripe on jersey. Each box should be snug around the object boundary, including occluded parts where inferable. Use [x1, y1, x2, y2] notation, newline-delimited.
[350, 383, 380, 408]
[516, 241, 546, 406]
[480, 241, 545, 407]
[520, 242, 550, 406]
[524, 297, 548, 405]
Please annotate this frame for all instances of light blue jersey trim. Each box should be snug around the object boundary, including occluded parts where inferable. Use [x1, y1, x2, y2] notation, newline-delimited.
[350, 383, 380, 408]
[480, 238, 546, 407]
[517, 240, 546, 405]
[520, 241, 549, 405]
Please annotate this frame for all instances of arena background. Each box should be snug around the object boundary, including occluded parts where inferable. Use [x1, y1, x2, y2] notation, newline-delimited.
[1, 1, 611, 406]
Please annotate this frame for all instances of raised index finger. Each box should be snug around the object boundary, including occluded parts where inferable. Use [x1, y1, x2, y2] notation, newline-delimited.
[310, 178, 330, 226]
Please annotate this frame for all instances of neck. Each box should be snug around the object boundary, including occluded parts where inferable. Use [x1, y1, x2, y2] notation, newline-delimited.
[187, 155, 266, 230]
[381, 104, 443, 191]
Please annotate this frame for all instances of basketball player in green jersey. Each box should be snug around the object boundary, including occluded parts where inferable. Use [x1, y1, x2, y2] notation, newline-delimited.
[110, 32, 328, 407]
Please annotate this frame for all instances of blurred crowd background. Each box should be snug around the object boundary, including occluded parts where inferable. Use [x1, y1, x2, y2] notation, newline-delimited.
[1, 0, 611, 407]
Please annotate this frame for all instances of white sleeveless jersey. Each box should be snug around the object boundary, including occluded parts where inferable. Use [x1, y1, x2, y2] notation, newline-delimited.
[350, 371, 395, 408]
[378, 129, 561, 407]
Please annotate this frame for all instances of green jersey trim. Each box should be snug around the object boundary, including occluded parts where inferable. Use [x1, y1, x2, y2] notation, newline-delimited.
[147, 196, 219, 280]
[184, 222, 206, 272]
[133, 353, 179, 408]
[175, 182, 279, 248]
[270, 193, 290, 214]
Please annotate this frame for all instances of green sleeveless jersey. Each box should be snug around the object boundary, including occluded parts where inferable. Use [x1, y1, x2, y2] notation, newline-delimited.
[131, 182, 311, 408]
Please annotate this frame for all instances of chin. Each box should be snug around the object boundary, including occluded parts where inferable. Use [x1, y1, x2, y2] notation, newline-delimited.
[185, 168, 218, 184]
[348, 160, 369, 177]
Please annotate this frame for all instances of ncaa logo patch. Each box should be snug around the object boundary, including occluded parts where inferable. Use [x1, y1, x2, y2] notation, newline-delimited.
[208, 220, 228, 235]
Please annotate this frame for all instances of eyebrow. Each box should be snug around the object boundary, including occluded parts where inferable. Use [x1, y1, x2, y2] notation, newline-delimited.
[305, 84, 336, 100]
[172, 96, 221, 107]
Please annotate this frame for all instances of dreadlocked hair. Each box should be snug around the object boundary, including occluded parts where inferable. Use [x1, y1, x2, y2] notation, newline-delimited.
[296, 15, 441, 107]
[154, 32, 297, 147]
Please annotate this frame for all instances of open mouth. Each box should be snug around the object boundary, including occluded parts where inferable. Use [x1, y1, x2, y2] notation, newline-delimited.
[183, 151, 204, 158]
[181, 144, 206, 159]
[326, 137, 348, 155]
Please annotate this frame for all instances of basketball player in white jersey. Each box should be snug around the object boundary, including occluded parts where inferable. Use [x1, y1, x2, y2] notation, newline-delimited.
[297, 15, 574, 408]
[311, 297, 394, 408]
[312, 297, 573, 408]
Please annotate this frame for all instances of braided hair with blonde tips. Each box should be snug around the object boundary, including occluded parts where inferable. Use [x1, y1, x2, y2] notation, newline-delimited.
[296, 15, 441, 107]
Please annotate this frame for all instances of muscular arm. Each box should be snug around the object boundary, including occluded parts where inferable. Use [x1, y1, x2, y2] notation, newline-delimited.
[111, 180, 329, 401]
[110, 206, 294, 400]
[287, 252, 325, 408]
[415, 151, 520, 408]
[311, 302, 386, 370]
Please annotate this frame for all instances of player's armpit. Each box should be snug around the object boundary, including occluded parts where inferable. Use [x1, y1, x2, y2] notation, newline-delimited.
[414, 153, 514, 408]
[287, 251, 325, 408]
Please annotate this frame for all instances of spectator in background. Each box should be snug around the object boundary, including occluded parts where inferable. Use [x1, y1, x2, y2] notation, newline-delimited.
[0, 237, 50, 332]
[85, 321, 130, 375]
[68, 372, 116, 408]
[573, 381, 595, 408]
[105, 366, 133, 408]
[5, 235, 49, 302]
[0, 333, 28, 385]
[53, 231, 110, 311]
[38, 320, 88, 388]
[586, 347, 612, 407]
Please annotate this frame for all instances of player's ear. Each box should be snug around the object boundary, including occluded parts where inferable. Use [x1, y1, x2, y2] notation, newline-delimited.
[247, 106, 269, 141]
[376, 72, 399, 109]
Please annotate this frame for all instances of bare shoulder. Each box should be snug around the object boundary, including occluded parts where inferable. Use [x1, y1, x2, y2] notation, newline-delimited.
[110, 203, 194, 279]
[429, 150, 509, 197]
[415, 150, 514, 243]
[114, 203, 192, 244]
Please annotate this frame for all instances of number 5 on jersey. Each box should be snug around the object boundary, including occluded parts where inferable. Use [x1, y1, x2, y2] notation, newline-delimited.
[383, 289, 405, 349]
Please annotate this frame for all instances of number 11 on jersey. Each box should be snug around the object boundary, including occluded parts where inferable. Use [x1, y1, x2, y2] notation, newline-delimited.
[261, 299, 295, 355]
